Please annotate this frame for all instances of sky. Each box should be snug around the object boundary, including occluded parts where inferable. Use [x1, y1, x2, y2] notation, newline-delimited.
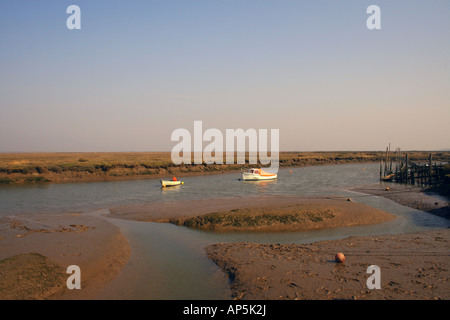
[0, 0, 449, 152]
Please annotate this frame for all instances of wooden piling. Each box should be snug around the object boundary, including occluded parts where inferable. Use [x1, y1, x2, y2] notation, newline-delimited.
[405, 153, 408, 184]
[429, 154, 432, 184]
[380, 147, 445, 187]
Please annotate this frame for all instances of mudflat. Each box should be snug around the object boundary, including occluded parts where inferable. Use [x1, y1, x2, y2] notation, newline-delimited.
[109, 195, 395, 232]
[204, 187, 450, 300]
[0, 212, 130, 299]
[352, 185, 450, 220]
[206, 229, 450, 300]
[170, 198, 395, 232]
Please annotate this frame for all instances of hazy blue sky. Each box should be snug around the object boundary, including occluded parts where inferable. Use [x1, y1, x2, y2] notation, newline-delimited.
[1, 1, 449, 152]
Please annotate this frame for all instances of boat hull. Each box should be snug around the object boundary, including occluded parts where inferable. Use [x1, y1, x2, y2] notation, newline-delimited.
[241, 173, 277, 181]
[161, 180, 182, 187]
[380, 173, 396, 181]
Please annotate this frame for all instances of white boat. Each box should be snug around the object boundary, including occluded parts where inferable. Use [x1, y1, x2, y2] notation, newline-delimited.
[241, 168, 277, 181]
[161, 179, 184, 187]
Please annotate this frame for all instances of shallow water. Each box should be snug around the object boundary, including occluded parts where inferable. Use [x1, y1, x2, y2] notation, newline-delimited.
[0, 163, 405, 215]
[1, 163, 448, 299]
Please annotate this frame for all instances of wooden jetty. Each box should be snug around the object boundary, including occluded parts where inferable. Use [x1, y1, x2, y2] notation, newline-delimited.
[380, 145, 447, 186]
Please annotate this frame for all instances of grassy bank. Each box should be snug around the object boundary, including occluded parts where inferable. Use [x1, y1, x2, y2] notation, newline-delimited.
[0, 151, 449, 184]
[170, 207, 335, 231]
[169, 199, 395, 232]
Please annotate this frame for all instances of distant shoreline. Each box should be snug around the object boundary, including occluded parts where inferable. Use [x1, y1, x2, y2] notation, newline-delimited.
[1, 151, 448, 184]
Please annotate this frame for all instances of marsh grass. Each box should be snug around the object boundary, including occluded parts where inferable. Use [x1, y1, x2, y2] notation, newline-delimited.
[172, 208, 336, 230]
[0, 177, 13, 184]
[23, 177, 51, 183]
[0, 151, 448, 184]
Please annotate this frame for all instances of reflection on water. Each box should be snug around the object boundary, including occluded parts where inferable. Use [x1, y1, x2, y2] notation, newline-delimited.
[97, 219, 232, 300]
[1, 163, 448, 299]
[160, 184, 182, 194]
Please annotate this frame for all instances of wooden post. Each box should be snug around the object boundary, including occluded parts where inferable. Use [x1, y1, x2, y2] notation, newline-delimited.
[379, 154, 382, 179]
[385, 147, 388, 176]
[389, 143, 392, 173]
[405, 153, 408, 184]
[429, 154, 432, 184]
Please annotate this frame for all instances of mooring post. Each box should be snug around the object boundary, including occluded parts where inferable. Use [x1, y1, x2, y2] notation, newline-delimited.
[385, 147, 388, 176]
[405, 153, 408, 184]
[429, 154, 432, 184]
[389, 143, 392, 173]
[379, 154, 382, 179]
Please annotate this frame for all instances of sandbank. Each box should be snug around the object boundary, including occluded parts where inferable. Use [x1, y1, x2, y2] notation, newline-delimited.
[0, 212, 130, 299]
[206, 229, 450, 300]
[109, 195, 395, 233]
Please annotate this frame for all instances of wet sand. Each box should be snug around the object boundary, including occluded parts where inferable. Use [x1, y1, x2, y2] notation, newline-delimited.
[204, 187, 450, 300]
[352, 185, 450, 220]
[109, 195, 395, 230]
[169, 198, 395, 232]
[0, 212, 130, 299]
[206, 229, 450, 300]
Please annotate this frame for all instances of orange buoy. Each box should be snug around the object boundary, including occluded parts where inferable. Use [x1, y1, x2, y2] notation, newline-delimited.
[335, 253, 345, 263]
[289, 170, 292, 173]
[385, 187, 390, 191]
